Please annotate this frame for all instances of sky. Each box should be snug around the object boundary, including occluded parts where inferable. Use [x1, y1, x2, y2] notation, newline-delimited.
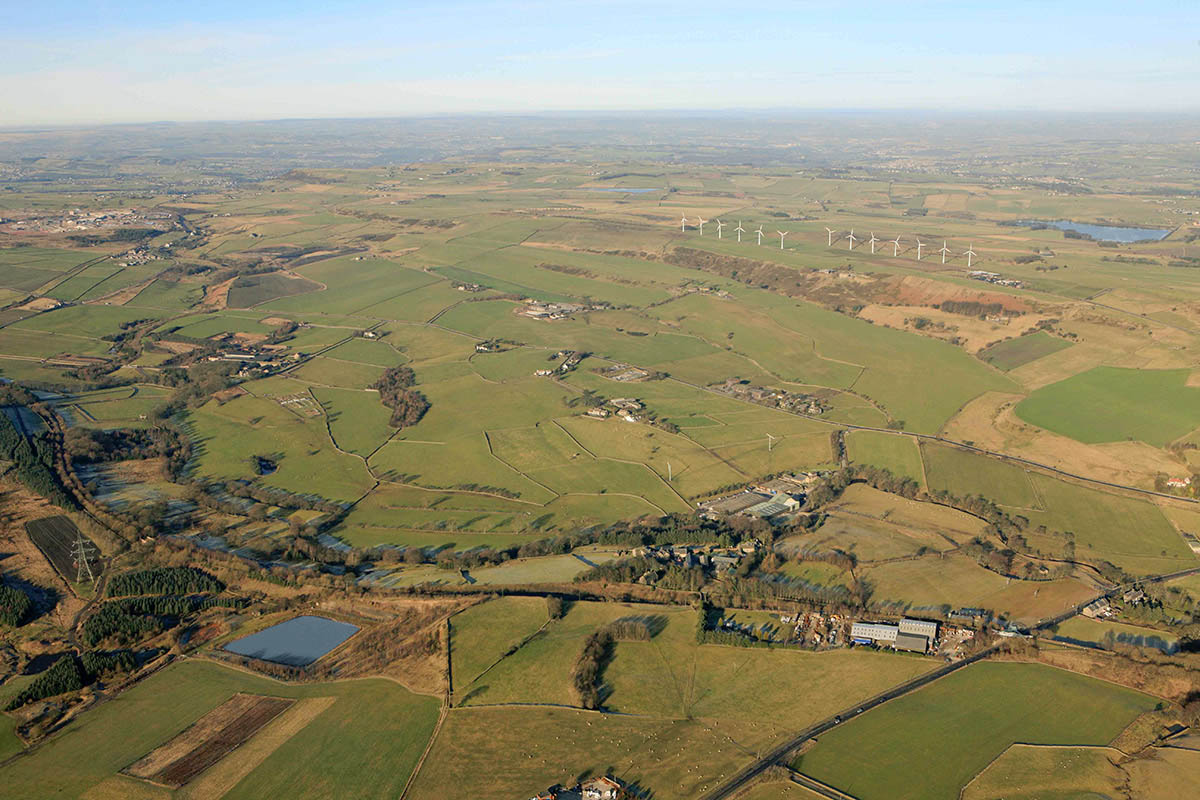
[1, 0, 1197, 126]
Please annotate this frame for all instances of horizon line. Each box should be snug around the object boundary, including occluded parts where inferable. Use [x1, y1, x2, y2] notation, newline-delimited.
[4, 107, 1200, 133]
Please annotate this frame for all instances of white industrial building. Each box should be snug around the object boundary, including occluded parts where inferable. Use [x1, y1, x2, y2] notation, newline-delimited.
[851, 618, 939, 653]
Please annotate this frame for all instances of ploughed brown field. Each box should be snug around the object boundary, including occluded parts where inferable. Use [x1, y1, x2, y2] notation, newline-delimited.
[124, 693, 293, 787]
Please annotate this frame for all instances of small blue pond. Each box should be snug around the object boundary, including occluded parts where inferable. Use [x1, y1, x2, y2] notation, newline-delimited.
[224, 615, 359, 666]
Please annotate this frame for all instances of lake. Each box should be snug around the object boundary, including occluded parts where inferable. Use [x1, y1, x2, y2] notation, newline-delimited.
[224, 614, 360, 666]
[1016, 219, 1171, 243]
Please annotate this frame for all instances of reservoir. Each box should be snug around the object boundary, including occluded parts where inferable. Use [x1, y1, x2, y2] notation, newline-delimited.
[1016, 219, 1171, 243]
[224, 614, 359, 666]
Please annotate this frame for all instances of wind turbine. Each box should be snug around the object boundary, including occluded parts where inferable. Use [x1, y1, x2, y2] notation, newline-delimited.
[766, 433, 778, 452]
[734, 221, 746, 243]
[825, 227, 836, 247]
[777, 230, 788, 250]
[696, 218, 707, 236]
[891, 236, 902, 257]
[964, 243, 977, 268]
[915, 239, 925, 261]
[846, 229, 859, 250]
[715, 219, 725, 239]
[755, 225, 764, 245]
[680, 215, 688, 233]
[868, 232, 879, 254]
[939, 241, 951, 265]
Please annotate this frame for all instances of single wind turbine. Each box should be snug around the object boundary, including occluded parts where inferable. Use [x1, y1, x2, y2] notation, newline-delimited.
[868, 232, 879, 254]
[715, 219, 725, 239]
[964, 243, 977, 268]
[734, 221, 746, 242]
[680, 215, 688, 233]
[939, 241, 951, 265]
[696, 218, 707, 236]
[846, 229, 859, 250]
[825, 227, 836, 247]
[755, 225, 764, 245]
[778, 230, 788, 250]
[891, 236, 902, 257]
[915, 239, 925, 261]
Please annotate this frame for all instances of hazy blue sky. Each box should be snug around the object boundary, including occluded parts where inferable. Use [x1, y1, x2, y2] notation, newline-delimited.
[2, 0, 1197, 125]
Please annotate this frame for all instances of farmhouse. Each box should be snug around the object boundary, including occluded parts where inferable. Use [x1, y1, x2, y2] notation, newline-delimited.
[1166, 477, 1191, 489]
[586, 407, 610, 418]
[1082, 598, 1113, 619]
[582, 776, 624, 799]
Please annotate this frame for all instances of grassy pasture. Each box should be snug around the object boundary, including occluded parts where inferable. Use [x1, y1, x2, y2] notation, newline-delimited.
[845, 431, 925, 483]
[291, 355, 384, 388]
[781, 484, 985, 563]
[449, 597, 550, 696]
[12, 304, 165, 338]
[1024, 473, 1194, 575]
[371, 436, 558, 504]
[0, 660, 439, 800]
[605, 616, 934, 751]
[264, 256, 437, 315]
[961, 745, 1126, 800]
[322, 337, 407, 367]
[160, 312, 273, 340]
[1053, 616, 1179, 652]
[921, 443, 1040, 509]
[124, 278, 204, 311]
[408, 706, 756, 800]
[471, 347, 563, 382]
[793, 662, 1158, 800]
[978, 331, 1072, 371]
[755, 292, 1018, 433]
[355, 280, 471, 322]
[311, 386, 393, 456]
[226, 271, 321, 307]
[858, 554, 1095, 622]
[1015, 367, 1200, 447]
[186, 392, 374, 502]
[557, 415, 741, 499]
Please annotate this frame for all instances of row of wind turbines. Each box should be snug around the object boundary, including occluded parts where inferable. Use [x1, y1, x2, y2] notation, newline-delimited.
[679, 215, 980, 268]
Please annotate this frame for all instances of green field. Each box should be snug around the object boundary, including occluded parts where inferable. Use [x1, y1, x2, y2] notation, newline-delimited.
[449, 596, 551, 696]
[227, 271, 322, 307]
[1015, 367, 1200, 447]
[845, 430, 925, 483]
[961, 745, 1127, 800]
[793, 662, 1158, 800]
[978, 331, 1073, 370]
[1023, 472, 1195, 575]
[1054, 615, 1179, 652]
[921, 442, 1040, 508]
[0, 659, 440, 800]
